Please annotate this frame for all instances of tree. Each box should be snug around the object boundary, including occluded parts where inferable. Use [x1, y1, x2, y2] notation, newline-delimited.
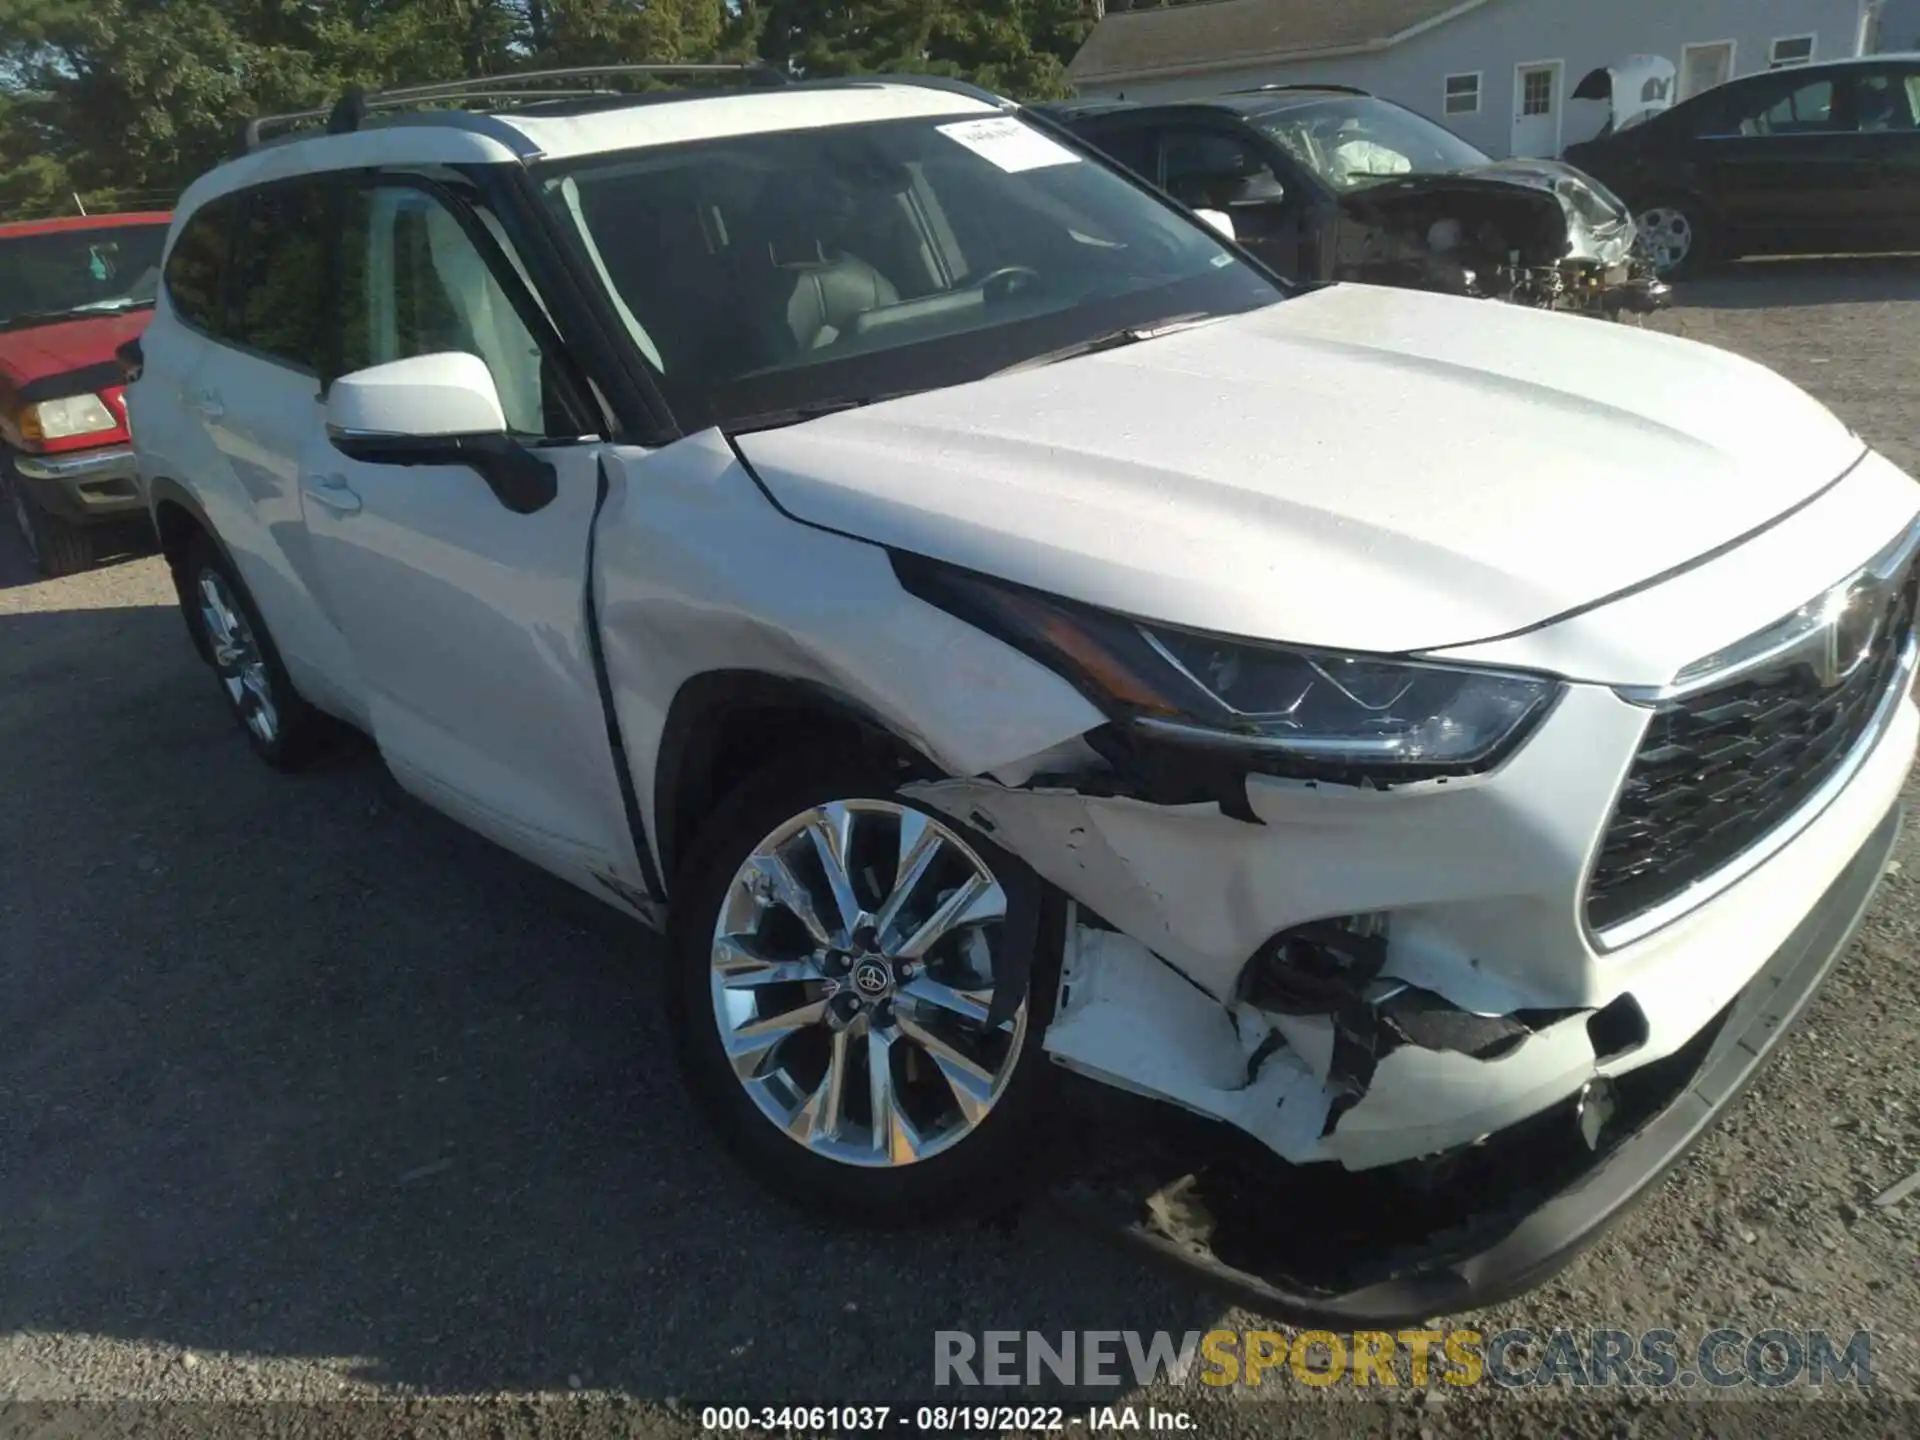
[750, 1, 1094, 97]
[0, 0, 1103, 216]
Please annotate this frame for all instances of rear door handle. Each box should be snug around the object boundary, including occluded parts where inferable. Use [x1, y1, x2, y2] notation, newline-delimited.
[302, 474, 362, 516]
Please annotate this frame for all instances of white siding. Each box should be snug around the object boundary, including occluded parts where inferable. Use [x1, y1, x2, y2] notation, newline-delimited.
[1878, 0, 1920, 51]
[1081, 0, 1871, 158]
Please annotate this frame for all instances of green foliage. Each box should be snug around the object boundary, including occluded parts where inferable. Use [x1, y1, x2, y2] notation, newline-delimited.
[751, 1, 1093, 97]
[0, 0, 1102, 218]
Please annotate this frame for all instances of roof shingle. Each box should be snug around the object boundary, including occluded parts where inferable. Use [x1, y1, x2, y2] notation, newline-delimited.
[1069, 0, 1489, 84]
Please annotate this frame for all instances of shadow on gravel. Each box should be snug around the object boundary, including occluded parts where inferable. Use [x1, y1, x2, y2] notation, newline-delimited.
[0, 604, 1221, 1402]
[1674, 255, 1920, 311]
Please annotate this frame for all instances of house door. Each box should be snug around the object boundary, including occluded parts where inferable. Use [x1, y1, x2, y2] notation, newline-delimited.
[1511, 61, 1563, 156]
[1681, 41, 1735, 100]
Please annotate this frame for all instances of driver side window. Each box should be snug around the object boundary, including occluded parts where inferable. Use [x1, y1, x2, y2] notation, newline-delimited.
[336, 184, 553, 436]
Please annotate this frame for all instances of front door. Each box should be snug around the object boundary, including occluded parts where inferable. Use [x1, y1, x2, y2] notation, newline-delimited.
[297, 176, 649, 906]
[1512, 61, 1564, 157]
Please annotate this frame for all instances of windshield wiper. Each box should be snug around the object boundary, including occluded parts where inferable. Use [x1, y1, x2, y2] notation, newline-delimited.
[0, 296, 153, 333]
[724, 393, 913, 436]
[995, 313, 1215, 375]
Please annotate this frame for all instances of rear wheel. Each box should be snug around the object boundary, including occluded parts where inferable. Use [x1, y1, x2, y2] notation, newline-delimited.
[668, 764, 1057, 1225]
[181, 532, 324, 770]
[9, 483, 96, 578]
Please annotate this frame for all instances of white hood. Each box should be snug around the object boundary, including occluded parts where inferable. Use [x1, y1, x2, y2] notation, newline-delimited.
[736, 285, 1865, 655]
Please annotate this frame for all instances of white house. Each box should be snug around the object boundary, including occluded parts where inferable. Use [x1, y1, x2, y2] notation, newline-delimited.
[1068, 0, 1884, 159]
[1877, 0, 1920, 48]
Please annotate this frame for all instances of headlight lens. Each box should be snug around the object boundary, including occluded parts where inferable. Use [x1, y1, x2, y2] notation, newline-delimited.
[22, 394, 119, 443]
[896, 558, 1559, 778]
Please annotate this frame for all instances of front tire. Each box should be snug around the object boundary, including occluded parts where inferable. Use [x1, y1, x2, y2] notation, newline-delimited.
[9, 482, 96, 578]
[667, 763, 1058, 1226]
[181, 532, 324, 770]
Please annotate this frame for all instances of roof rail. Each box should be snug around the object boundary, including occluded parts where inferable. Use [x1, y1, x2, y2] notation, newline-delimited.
[1224, 82, 1373, 98]
[851, 73, 1017, 110]
[241, 62, 790, 152]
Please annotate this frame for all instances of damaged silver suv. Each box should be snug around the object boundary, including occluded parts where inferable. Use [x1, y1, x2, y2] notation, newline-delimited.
[125, 66, 1916, 1319]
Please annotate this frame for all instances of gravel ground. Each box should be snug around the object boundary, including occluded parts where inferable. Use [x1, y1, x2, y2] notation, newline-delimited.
[3, 260, 1918, 1438]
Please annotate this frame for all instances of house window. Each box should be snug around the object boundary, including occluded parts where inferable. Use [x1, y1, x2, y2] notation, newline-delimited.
[1770, 35, 1815, 68]
[1444, 72, 1481, 115]
[1521, 68, 1554, 116]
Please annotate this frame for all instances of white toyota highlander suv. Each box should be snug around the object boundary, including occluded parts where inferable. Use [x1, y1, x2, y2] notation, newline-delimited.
[123, 65, 1916, 1319]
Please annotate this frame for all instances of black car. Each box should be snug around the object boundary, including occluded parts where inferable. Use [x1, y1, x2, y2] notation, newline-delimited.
[1039, 86, 1670, 319]
[1563, 55, 1920, 278]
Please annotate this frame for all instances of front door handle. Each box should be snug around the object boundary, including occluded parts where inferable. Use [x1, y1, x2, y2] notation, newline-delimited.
[192, 388, 224, 421]
[302, 474, 362, 516]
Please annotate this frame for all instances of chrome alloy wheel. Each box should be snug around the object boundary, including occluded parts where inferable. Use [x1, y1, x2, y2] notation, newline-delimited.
[709, 799, 1027, 1168]
[1637, 206, 1693, 275]
[196, 567, 279, 746]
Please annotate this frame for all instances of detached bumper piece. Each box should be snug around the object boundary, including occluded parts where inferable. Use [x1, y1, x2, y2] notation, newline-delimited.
[1611, 276, 1672, 314]
[1048, 801, 1902, 1326]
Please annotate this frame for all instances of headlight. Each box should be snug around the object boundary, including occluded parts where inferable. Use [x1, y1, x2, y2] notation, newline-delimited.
[20, 394, 120, 443]
[896, 557, 1559, 780]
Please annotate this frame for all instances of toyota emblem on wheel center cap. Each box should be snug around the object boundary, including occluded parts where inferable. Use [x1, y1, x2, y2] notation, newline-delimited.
[851, 959, 893, 998]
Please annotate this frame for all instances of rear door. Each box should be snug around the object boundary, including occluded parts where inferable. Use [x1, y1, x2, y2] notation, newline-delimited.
[157, 181, 365, 718]
[135, 196, 240, 511]
[1693, 69, 1865, 254]
[295, 174, 647, 904]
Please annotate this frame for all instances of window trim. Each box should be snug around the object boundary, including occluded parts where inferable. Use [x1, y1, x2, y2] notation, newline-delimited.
[1678, 39, 1738, 100]
[1769, 34, 1816, 69]
[1443, 70, 1483, 116]
[334, 170, 599, 443]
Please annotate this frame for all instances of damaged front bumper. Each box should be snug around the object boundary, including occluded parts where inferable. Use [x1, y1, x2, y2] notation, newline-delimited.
[904, 642, 1915, 1178]
[892, 536, 1914, 1316]
[1047, 800, 1901, 1324]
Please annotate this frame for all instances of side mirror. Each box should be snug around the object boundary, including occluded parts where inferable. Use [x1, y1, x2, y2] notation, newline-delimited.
[1194, 208, 1237, 241]
[326, 352, 556, 515]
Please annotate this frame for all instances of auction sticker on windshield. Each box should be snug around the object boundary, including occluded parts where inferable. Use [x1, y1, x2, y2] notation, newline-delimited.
[938, 117, 1081, 172]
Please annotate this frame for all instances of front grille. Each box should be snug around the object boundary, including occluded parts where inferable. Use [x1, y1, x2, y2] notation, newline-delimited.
[1586, 564, 1919, 935]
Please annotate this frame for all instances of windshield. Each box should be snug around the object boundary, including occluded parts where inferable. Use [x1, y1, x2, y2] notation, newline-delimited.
[1254, 98, 1490, 191]
[0, 222, 167, 329]
[541, 113, 1282, 431]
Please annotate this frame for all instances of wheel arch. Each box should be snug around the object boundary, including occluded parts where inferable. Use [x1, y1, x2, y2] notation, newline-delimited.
[148, 477, 216, 566]
[652, 670, 941, 889]
[147, 479, 224, 664]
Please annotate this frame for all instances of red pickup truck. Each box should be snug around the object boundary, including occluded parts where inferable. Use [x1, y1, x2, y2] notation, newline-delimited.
[1, 211, 170, 576]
